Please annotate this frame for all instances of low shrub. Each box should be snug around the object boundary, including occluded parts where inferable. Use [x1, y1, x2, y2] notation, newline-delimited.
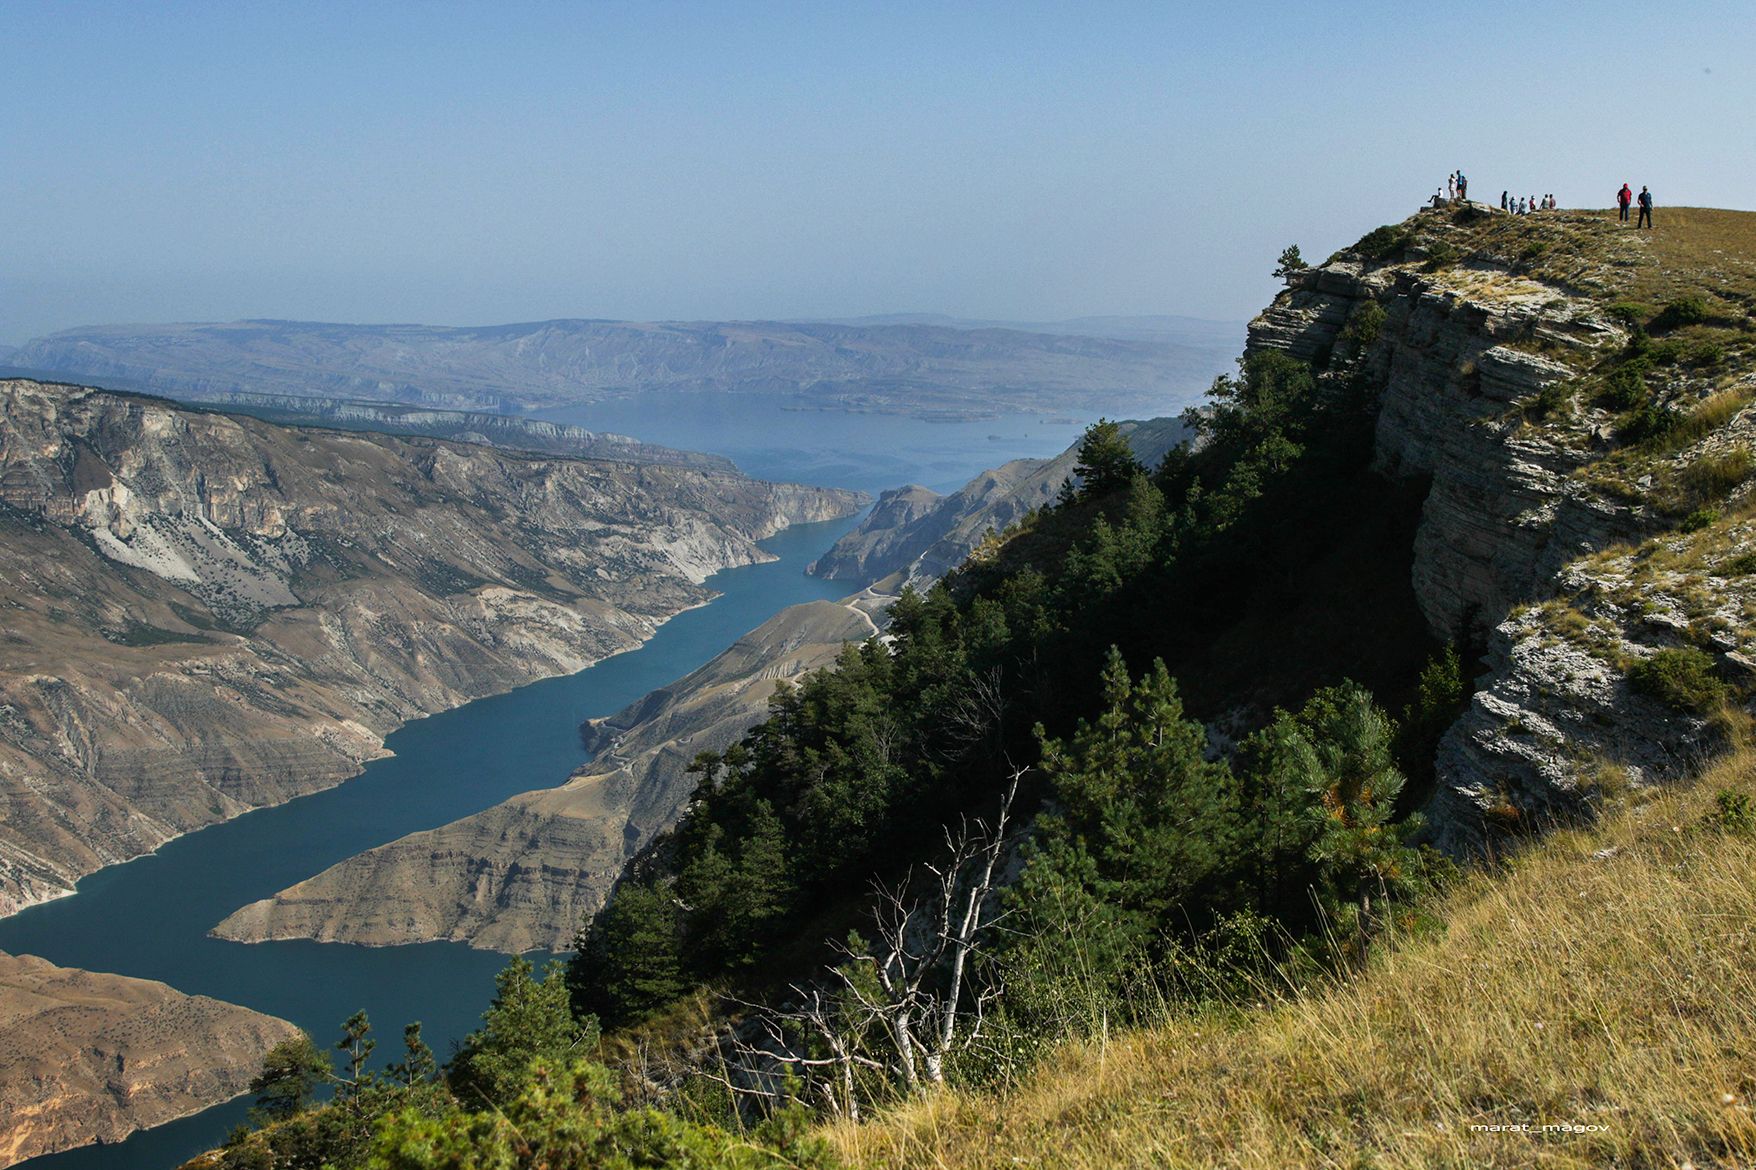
[1645, 338, 1687, 366]
[1709, 788, 1756, 836]
[1628, 646, 1727, 714]
[1525, 380, 1571, 421]
[1599, 357, 1652, 410]
[1354, 224, 1410, 260]
[1680, 445, 1753, 502]
[1606, 301, 1652, 330]
[1680, 507, 1719, 533]
[1688, 339, 1726, 367]
[1619, 399, 1680, 445]
[1653, 294, 1712, 332]
[1338, 301, 1386, 356]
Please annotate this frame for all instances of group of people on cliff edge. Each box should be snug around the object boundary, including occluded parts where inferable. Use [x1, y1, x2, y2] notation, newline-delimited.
[1432, 169, 1470, 208]
[1501, 192, 1558, 215]
[1618, 183, 1655, 228]
[1428, 172, 1655, 228]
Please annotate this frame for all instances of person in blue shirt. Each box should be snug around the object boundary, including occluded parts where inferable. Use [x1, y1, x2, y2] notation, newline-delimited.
[1637, 186, 1653, 229]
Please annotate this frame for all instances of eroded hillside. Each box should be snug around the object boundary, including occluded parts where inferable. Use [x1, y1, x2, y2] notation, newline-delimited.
[213, 599, 878, 953]
[0, 952, 296, 1167]
[0, 379, 860, 913]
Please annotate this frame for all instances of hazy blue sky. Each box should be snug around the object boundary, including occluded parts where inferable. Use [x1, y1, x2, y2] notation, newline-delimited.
[4, 1, 1752, 343]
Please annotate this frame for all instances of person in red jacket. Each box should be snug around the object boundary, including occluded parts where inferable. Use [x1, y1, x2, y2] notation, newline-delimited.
[1617, 183, 1633, 222]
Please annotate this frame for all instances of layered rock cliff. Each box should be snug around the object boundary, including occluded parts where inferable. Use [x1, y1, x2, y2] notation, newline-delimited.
[1248, 206, 1756, 849]
[0, 379, 860, 913]
[809, 417, 1191, 588]
[0, 952, 296, 1167]
[213, 599, 878, 953]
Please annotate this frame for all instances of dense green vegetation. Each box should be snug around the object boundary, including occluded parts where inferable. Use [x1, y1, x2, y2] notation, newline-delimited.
[212, 958, 826, 1170]
[215, 271, 1476, 1168]
[570, 338, 1450, 1038]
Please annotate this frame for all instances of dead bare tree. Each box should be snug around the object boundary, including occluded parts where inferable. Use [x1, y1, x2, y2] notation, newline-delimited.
[939, 664, 1008, 760]
[711, 769, 1022, 1119]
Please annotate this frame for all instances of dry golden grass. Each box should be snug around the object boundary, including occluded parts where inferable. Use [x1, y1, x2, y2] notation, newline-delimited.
[1621, 207, 1756, 311]
[831, 746, 1756, 1170]
[1411, 205, 1756, 317]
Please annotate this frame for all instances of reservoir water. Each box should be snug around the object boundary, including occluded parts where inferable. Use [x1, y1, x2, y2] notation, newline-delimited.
[2, 513, 863, 1170]
[534, 392, 1094, 495]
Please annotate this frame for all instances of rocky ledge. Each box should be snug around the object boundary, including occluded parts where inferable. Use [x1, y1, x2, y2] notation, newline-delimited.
[0, 951, 296, 1167]
[1249, 206, 1756, 848]
[0, 379, 861, 914]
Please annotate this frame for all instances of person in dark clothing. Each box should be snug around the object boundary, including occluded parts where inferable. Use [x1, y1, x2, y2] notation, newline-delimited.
[1637, 186, 1653, 228]
[1618, 183, 1633, 222]
[1501, 190, 1509, 211]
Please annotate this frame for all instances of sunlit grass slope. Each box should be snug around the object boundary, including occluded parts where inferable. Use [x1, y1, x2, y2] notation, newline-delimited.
[833, 744, 1756, 1170]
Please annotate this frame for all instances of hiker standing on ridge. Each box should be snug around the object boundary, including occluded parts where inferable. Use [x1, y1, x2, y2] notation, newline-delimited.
[1501, 190, 1509, 211]
[1637, 185, 1653, 228]
[1457, 171, 1468, 201]
[1447, 173, 1455, 201]
[1618, 183, 1633, 222]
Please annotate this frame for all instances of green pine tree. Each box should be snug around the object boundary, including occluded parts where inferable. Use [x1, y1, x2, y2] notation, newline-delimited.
[570, 883, 687, 1030]
[247, 1032, 332, 1122]
[449, 957, 598, 1108]
[1072, 419, 1143, 499]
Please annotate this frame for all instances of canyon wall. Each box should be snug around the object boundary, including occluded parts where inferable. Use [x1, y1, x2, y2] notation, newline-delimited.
[0, 379, 860, 913]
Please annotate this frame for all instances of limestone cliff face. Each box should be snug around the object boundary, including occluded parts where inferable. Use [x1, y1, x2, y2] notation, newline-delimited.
[0, 951, 296, 1167]
[1251, 254, 1638, 639]
[809, 417, 1191, 588]
[1248, 207, 1756, 849]
[212, 599, 878, 953]
[0, 379, 861, 914]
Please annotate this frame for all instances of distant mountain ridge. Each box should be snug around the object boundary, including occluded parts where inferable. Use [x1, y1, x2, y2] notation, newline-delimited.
[11, 316, 1240, 419]
[802, 313, 1244, 345]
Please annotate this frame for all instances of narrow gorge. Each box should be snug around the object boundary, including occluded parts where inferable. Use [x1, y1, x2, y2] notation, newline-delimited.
[0, 378, 860, 915]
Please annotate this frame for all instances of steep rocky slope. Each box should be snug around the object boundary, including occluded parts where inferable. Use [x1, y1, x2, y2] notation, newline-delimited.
[0, 952, 296, 1167]
[1248, 206, 1756, 849]
[0, 379, 860, 913]
[11, 317, 1236, 419]
[809, 417, 1190, 587]
[214, 599, 877, 953]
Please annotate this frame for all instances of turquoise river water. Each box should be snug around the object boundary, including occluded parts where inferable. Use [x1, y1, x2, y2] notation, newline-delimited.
[1, 514, 863, 1170]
